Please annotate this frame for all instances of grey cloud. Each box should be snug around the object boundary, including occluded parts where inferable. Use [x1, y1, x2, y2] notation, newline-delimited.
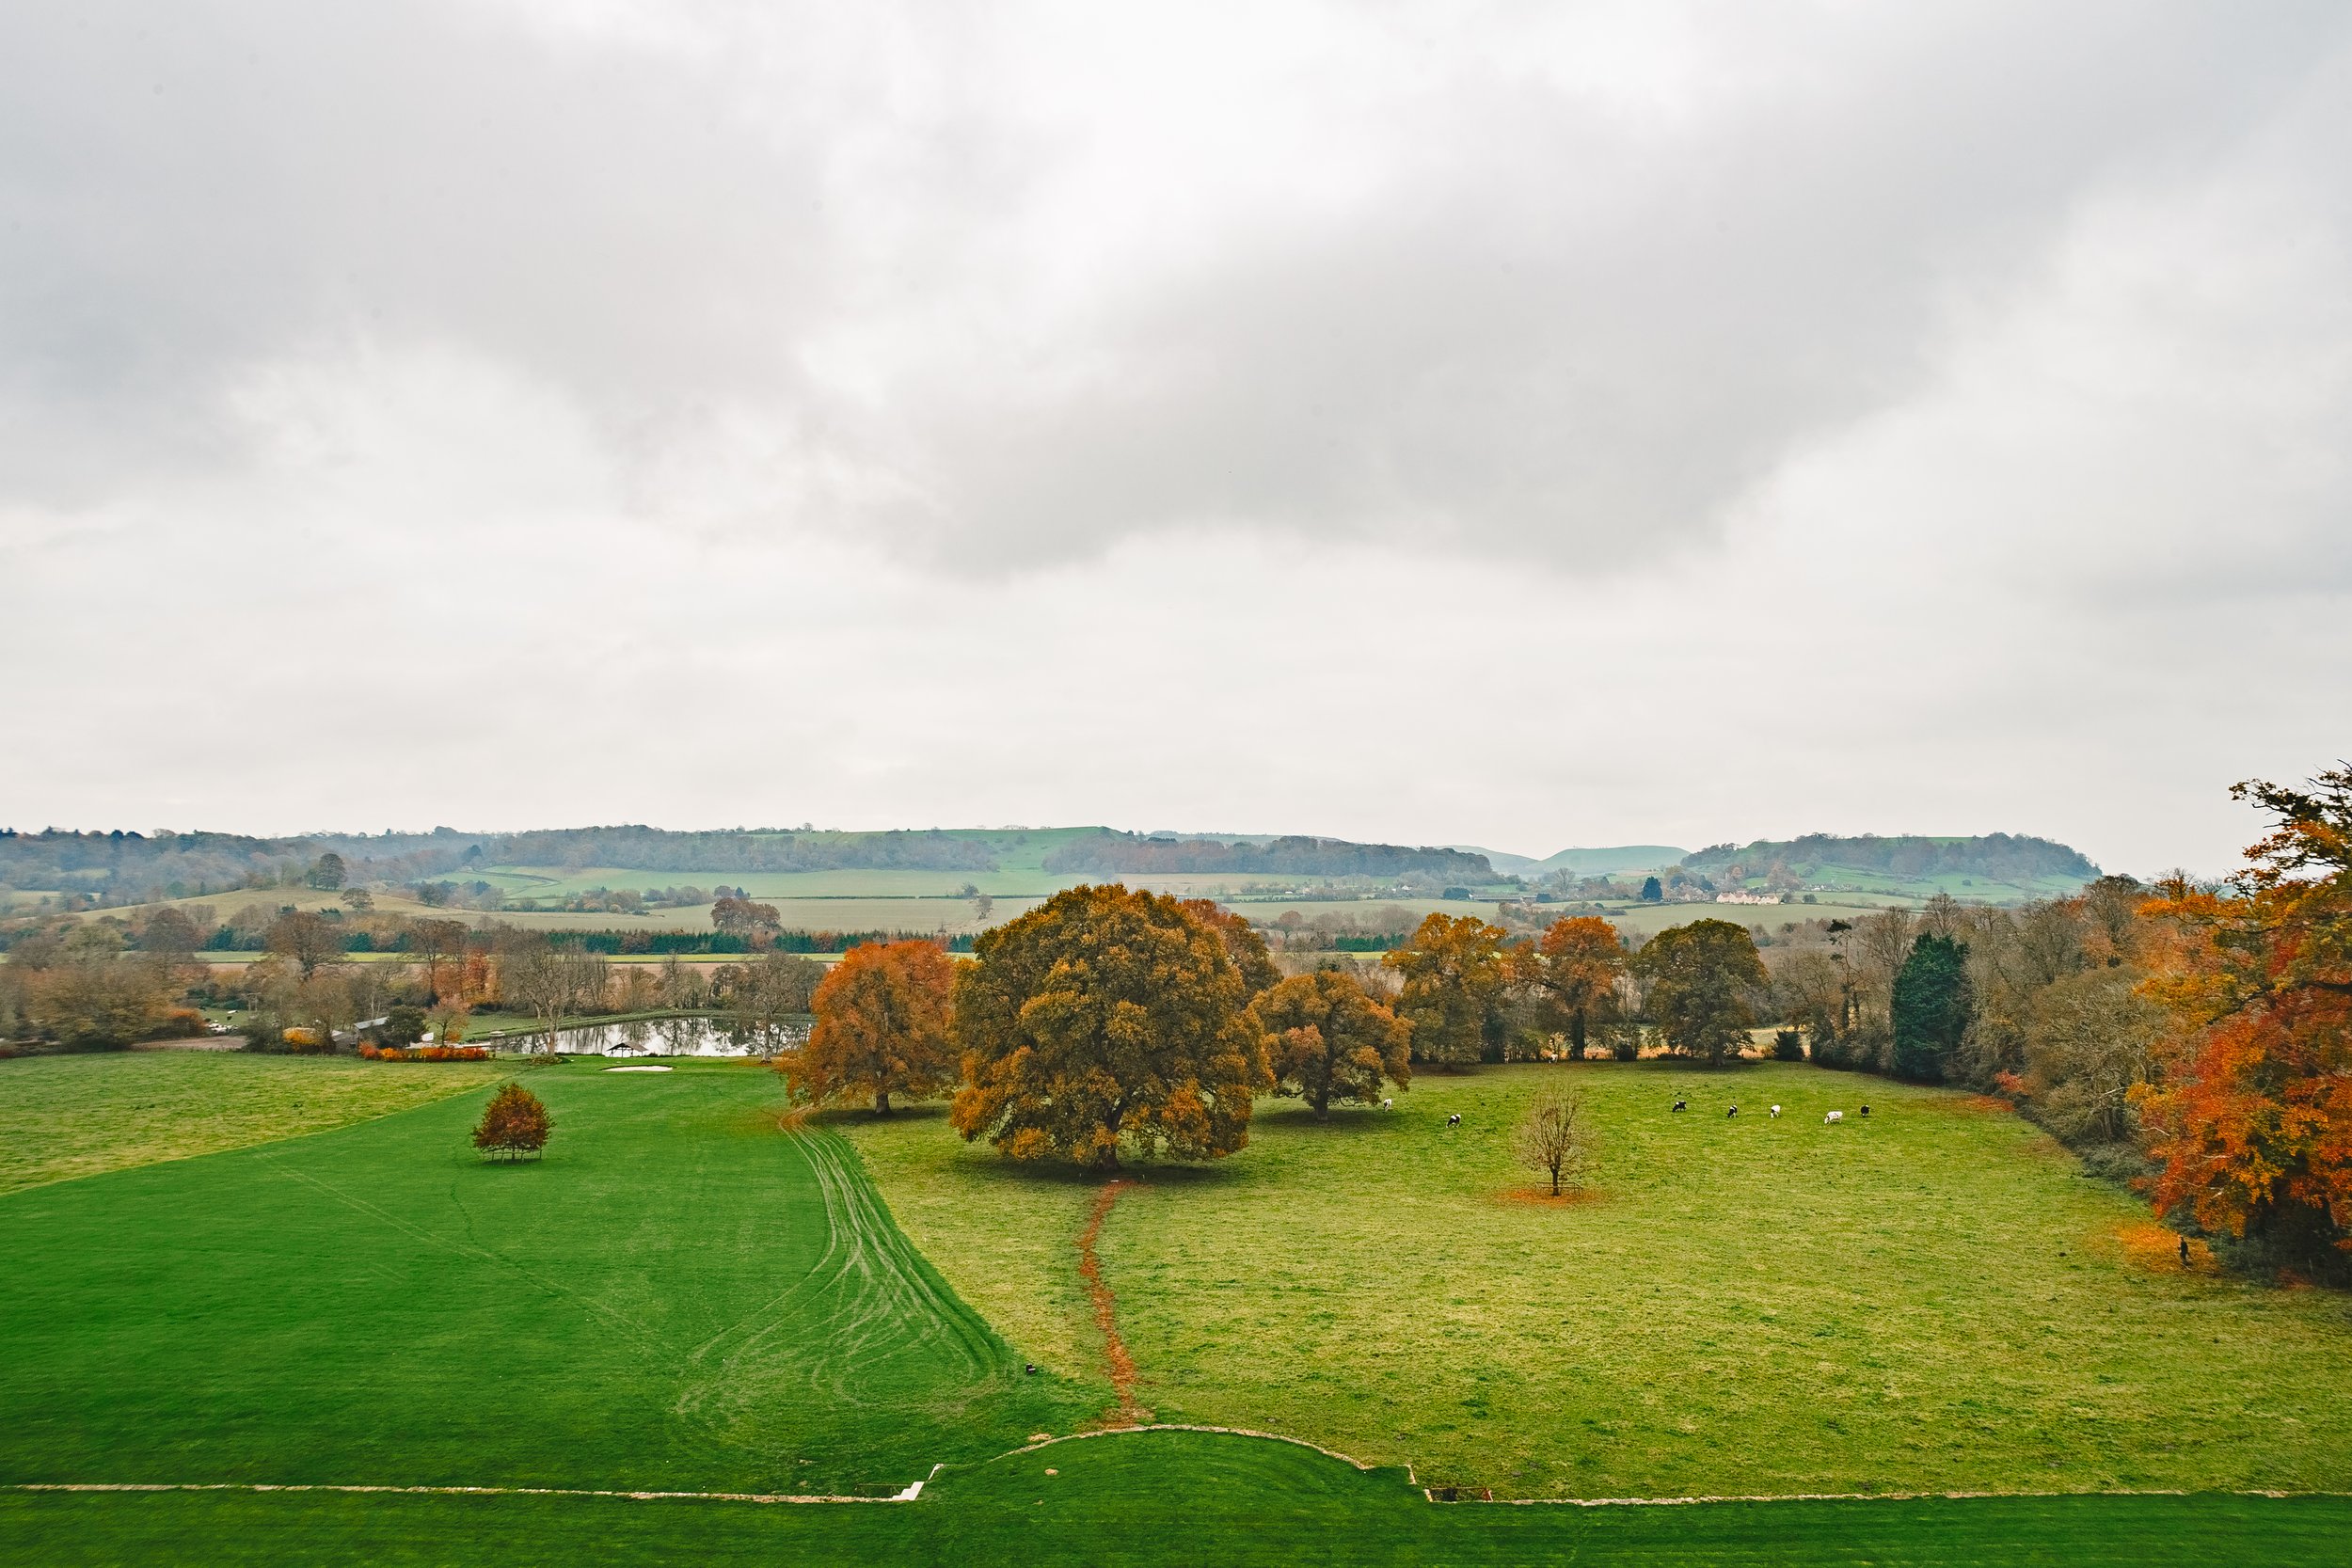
[3, 1, 2348, 571]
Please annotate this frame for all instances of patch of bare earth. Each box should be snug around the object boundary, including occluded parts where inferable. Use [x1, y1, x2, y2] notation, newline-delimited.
[1492, 1185, 1606, 1208]
[1077, 1179, 1152, 1428]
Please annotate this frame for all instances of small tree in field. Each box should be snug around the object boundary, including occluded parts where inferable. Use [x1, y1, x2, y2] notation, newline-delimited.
[473, 1083, 552, 1162]
[1516, 1085, 1595, 1197]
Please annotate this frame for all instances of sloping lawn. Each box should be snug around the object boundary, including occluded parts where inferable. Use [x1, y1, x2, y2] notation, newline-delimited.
[0, 1051, 507, 1195]
[0, 1060, 1089, 1497]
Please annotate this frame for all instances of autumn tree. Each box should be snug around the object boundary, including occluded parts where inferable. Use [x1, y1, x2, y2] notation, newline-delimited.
[1179, 898, 1281, 1000]
[1521, 916, 1628, 1059]
[411, 918, 470, 1003]
[1516, 1084, 1597, 1197]
[1890, 933, 1972, 1083]
[266, 910, 346, 980]
[472, 1083, 553, 1162]
[711, 895, 782, 942]
[1252, 966, 1410, 1119]
[730, 950, 825, 1055]
[951, 884, 1268, 1168]
[1634, 919, 1768, 1067]
[2137, 766, 2352, 1261]
[503, 940, 610, 1052]
[780, 940, 957, 1114]
[1385, 912, 1514, 1067]
[137, 907, 203, 959]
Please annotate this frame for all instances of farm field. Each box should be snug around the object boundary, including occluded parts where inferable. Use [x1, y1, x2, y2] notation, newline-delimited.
[5, 1432, 2348, 1566]
[843, 1063, 2352, 1499]
[5, 1055, 2349, 1565]
[0, 1052, 507, 1196]
[0, 1061, 1091, 1500]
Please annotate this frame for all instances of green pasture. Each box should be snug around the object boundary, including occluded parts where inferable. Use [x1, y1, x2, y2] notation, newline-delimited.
[0, 1061, 1089, 1498]
[7, 1432, 2348, 1566]
[0, 1052, 507, 1196]
[844, 1064, 2352, 1499]
[5, 1053, 2351, 1565]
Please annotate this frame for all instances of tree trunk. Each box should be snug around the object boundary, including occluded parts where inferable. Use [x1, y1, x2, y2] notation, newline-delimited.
[1569, 1010, 1586, 1060]
[874, 1087, 892, 1116]
[1313, 1084, 1329, 1121]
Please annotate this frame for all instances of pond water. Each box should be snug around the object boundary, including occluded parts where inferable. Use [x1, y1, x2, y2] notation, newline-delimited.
[538, 1017, 806, 1058]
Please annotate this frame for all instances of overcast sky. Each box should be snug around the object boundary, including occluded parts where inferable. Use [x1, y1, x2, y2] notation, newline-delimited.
[4, 1, 2347, 874]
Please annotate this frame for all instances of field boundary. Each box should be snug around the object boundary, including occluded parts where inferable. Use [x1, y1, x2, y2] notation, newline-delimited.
[0, 1466, 946, 1506]
[990, 1425, 2352, 1508]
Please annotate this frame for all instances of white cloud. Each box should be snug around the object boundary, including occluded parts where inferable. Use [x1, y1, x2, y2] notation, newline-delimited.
[2, 1, 2348, 872]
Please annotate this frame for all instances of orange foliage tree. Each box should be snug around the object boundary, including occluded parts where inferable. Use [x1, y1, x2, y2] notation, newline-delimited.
[1252, 967, 1410, 1119]
[778, 939, 958, 1116]
[1520, 916, 1629, 1059]
[2136, 767, 2352, 1258]
[951, 884, 1268, 1169]
[472, 1083, 553, 1162]
[1384, 912, 1515, 1066]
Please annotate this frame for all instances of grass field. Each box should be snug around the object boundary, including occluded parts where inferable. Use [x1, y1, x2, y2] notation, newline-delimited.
[0, 1061, 1090, 1498]
[842, 1064, 2352, 1499]
[0, 1053, 509, 1196]
[6, 1055, 2349, 1565]
[6, 1431, 2349, 1566]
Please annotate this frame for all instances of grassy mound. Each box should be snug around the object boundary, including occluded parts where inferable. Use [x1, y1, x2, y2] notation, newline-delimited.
[843, 1062, 2352, 1497]
[7, 1429, 2349, 1565]
[0, 1061, 1090, 1497]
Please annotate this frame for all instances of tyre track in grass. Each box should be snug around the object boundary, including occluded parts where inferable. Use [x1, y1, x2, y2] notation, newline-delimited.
[1078, 1180, 1152, 1428]
[671, 1125, 1009, 1442]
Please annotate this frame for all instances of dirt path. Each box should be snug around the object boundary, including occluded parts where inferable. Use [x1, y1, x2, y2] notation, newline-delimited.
[1077, 1179, 1152, 1427]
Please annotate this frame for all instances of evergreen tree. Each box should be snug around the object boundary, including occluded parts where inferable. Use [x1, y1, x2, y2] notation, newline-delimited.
[1891, 933, 1971, 1083]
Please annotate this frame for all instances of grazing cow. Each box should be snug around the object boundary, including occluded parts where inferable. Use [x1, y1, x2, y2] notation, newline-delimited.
[1726, 1104, 1739, 1118]
[1770, 1104, 1781, 1118]
[1447, 1114, 1461, 1127]
[1672, 1099, 1688, 1113]
[1825, 1110, 1844, 1124]
[1860, 1104, 1870, 1117]
[1381, 1098, 1394, 1111]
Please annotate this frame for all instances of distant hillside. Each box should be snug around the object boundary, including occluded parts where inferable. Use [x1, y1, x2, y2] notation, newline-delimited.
[0, 824, 994, 900]
[1454, 845, 1688, 878]
[1045, 832, 1491, 879]
[1680, 833, 2097, 885]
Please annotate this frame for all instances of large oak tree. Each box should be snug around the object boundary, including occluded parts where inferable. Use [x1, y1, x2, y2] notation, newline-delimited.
[950, 884, 1268, 1168]
[1634, 918, 1768, 1067]
[1253, 966, 1410, 1119]
[782, 939, 958, 1115]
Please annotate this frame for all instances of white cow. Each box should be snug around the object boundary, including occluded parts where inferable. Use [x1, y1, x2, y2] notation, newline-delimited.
[1770, 1104, 1782, 1118]
[1825, 1109, 1844, 1124]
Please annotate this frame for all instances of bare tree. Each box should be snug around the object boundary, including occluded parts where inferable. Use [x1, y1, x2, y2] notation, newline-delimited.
[1515, 1084, 1597, 1197]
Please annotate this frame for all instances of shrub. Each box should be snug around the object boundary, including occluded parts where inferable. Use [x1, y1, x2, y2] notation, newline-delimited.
[1772, 1029, 1804, 1061]
[473, 1083, 552, 1162]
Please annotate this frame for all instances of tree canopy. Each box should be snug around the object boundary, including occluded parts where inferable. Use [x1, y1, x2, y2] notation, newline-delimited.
[1890, 932, 1971, 1083]
[1634, 918, 1767, 1066]
[1521, 915, 1628, 1059]
[1384, 912, 1513, 1066]
[472, 1083, 552, 1162]
[782, 939, 957, 1115]
[950, 883, 1267, 1168]
[2137, 766, 2352, 1259]
[1253, 967, 1410, 1119]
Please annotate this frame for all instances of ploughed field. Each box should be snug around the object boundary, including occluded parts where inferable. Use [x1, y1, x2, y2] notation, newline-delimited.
[6, 1052, 2351, 1565]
